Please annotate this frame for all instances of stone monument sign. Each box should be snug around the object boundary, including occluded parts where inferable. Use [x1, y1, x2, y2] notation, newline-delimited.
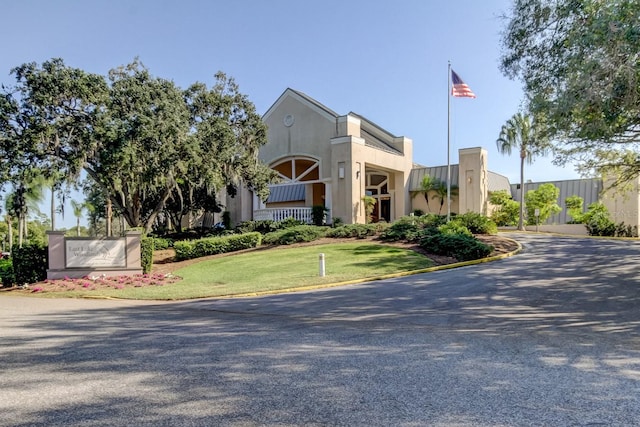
[47, 231, 143, 279]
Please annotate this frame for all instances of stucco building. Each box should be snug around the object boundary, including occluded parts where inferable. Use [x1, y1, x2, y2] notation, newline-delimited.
[225, 88, 640, 231]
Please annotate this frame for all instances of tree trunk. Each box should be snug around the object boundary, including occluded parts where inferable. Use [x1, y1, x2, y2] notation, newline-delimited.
[518, 154, 525, 231]
[143, 185, 174, 234]
[106, 198, 112, 237]
[18, 215, 24, 248]
[50, 187, 56, 231]
[6, 217, 13, 251]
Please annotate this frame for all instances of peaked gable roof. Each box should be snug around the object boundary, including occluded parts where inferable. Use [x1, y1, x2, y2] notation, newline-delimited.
[263, 88, 339, 122]
[263, 88, 405, 156]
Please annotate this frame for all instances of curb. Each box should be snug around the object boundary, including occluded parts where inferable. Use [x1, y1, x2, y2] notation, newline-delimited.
[19, 237, 523, 301]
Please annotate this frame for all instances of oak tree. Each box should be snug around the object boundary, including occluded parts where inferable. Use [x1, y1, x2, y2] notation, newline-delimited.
[501, 0, 640, 184]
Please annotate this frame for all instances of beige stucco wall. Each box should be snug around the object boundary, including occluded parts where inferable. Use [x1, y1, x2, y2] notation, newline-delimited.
[411, 194, 460, 216]
[329, 135, 412, 224]
[601, 177, 640, 229]
[253, 89, 413, 225]
[458, 147, 488, 215]
[226, 186, 254, 227]
[261, 93, 335, 179]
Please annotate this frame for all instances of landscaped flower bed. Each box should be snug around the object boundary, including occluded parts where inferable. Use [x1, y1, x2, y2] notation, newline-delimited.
[27, 273, 180, 293]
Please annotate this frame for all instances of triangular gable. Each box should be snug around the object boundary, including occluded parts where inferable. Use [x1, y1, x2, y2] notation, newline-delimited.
[263, 88, 339, 123]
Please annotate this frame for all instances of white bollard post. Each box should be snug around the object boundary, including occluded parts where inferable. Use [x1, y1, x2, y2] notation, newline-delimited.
[319, 253, 325, 277]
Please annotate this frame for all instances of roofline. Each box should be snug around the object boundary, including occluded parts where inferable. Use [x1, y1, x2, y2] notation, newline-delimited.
[348, 111, 398, 138]
[262, 88, 339, 122]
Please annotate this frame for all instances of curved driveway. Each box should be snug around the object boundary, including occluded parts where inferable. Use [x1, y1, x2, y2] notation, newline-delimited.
[1, 233, 640, 426]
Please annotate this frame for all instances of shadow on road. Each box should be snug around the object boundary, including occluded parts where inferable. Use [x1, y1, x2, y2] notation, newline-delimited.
[2, 234, 640, 426]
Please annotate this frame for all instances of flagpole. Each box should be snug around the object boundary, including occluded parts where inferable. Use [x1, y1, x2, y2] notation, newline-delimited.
[447, 61, 451, 222]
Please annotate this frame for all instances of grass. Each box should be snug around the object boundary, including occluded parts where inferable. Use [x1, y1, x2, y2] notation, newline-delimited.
[28, 243, 434, 300]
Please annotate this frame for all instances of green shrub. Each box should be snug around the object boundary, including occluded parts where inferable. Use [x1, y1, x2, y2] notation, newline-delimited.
[263, 225, 327, 245]
[326, 224, 378, 239]
[236, 220, 281, 234]
[418, 213, 448, 228]
[379, 214, 446, 242]
[192, 238, 229, 258]
[12, 244, 48, 285]
[438, 221, 472, 236]
[332, 217, 344, 227]
[372, 222, 391, 233]
[565, 195, 585, 223]
[420, 233, 493, 261]
[227, 232, 262, 250]
[452, 212, 498, 235]
[582, 203, 616, 236]
[489, 190, 520, 226]
[222, 211, 232, 230]
[379, 216, 422, 241]
[579, 203, 638, 237]
[614, 223, 638, 238]
[173, 232, 262, 261]
[173, 240, 195, 261]
[140, 238, 154, 274]
[525, 183, 562, 225]
[279, 217, 305, 228]
[311, 205, 328, 226]
[151, 237, 172, 250]
[0, 258, 15, 287]
[415, 226, 441, 240]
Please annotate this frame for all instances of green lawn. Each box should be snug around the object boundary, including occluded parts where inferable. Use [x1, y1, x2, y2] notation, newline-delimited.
[37, 242, 434, 300]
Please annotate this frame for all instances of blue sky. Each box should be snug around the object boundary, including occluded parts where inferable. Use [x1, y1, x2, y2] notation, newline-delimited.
[1, 0, 580, 228]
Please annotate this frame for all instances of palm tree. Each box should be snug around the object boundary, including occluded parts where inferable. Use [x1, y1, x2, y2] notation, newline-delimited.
[46, 171, 68, 231]
[70, 199, 85, 236]
[6, 174, 46, 247]
[432, 180, 459, 215]
[3, 213, 13, 253]
[414, 175, 438, 213]
[496, 112, 549, 230]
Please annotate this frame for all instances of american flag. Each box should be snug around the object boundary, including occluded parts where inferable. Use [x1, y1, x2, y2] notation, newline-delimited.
[451, 69, 476, 98]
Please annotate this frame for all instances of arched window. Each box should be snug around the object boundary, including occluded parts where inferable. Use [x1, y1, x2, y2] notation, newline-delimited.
[271, 156, 320, 182]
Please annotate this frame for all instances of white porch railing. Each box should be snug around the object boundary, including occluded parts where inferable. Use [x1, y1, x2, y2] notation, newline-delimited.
[253, 208, 314, 224]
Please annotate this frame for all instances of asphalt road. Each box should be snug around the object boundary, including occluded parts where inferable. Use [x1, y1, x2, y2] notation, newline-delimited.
[1, 233, 640, 426]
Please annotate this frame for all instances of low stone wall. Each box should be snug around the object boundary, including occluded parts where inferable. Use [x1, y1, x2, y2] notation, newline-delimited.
[46, 231, 143, 279]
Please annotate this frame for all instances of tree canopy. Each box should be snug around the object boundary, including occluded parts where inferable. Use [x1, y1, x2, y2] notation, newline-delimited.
[525, 183, 562, 225]
[0, 58, 276, 234]
[501, 0, 640, 183]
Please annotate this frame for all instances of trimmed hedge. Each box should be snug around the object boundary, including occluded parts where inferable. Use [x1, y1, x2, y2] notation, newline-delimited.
[12, 244, 48, 285]
[174, 232, 262, 261]
[141, 238, 154, 274]
[0, 258, 15, 287]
